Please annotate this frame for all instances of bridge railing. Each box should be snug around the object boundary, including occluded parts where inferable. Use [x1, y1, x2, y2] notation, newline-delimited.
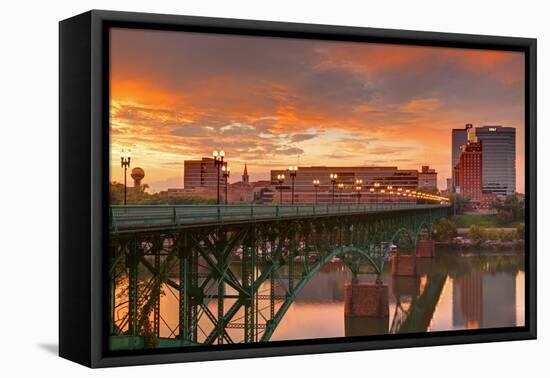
[110, 203, 449, 231]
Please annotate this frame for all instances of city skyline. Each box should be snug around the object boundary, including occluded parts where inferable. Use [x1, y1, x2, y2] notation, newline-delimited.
[109, 28, 525, 193]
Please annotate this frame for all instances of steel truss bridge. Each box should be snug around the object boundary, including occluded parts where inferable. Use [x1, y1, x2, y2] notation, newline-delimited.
[109, 203, 449, 350]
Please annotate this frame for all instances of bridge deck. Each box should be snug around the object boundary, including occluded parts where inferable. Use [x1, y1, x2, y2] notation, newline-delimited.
[110, 203, 449, 233]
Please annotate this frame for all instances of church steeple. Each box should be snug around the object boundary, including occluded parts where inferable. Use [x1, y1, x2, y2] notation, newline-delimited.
[242, 164, 249, 184]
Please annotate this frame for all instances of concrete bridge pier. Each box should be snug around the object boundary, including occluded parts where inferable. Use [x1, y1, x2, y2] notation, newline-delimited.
[416, 239, 436, 257]
[392, 254, 417, 276]
[344, 315, 388, 336]
[392, 275, 420, 298]
[344, 282, 389, 318]
[392, 239, 436, 276]
[416, 255, 435, 276]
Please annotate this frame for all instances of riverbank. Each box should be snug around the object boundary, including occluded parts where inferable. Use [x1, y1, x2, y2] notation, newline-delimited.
[453, 214, 522, 228]
[436, 239, 525, 251]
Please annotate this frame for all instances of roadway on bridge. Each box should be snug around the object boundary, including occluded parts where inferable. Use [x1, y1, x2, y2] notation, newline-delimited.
[110, 203, 449, 232]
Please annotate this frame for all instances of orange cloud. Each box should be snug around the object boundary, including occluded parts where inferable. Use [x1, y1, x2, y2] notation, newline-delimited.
[109, 30, 525, 193]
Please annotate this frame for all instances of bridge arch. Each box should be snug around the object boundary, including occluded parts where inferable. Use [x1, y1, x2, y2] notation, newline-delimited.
[261, 221, 437, 341]
[261, 245, 375, 341]
[417, 222, 433, 240]
[388, 227, 417, 253]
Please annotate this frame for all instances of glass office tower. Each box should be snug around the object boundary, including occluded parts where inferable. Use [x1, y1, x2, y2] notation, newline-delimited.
[475, 126, 516, 195]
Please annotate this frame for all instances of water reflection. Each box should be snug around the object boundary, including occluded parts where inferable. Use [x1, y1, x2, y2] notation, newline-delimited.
[272, 250, 524, 341]
[112, 249, 525, 345]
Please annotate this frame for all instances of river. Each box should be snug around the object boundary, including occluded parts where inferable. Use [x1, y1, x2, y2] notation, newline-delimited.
[119, 248, 525, 344]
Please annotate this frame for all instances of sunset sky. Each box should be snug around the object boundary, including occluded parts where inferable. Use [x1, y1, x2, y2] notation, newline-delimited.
[109, 28, 525, 193]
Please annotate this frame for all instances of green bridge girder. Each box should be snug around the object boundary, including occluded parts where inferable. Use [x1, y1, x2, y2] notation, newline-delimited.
[109, 204, 449, 349]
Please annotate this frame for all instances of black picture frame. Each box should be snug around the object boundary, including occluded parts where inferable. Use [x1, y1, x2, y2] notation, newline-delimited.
[59, 9, 537, 368]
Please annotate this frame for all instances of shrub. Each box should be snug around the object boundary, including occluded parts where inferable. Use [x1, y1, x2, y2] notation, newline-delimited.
[469, 224, 487, 242]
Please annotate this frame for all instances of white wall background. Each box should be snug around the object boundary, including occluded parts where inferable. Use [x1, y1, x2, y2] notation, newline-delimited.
[0, 0, 546, 376]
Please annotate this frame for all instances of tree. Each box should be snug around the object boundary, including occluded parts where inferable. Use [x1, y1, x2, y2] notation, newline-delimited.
[433, 217, 458, 241]
[448, 193, 471, 215]
[491, 193, 525, 223]
[109, 182, 216, 205]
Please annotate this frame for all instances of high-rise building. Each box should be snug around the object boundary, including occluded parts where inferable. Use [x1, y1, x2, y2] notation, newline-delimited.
[418, 165, 437, 190]
[451, 123, 473, 184]
[456, 141, 482, 200]
[446, 178, 453, 193]
[183, 157, 225, 190]
[475, 126, 516, 195]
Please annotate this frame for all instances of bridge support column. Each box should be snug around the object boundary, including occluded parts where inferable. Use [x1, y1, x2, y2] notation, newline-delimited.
[416, 239, 435, 258]
[392, 276, 420, 298]
[392, 255, 417, 276]
[345, 315, 388, 336]
[344, 282, 389, 318]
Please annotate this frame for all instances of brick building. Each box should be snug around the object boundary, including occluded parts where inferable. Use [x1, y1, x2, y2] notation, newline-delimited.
[456, 141, 483, 200]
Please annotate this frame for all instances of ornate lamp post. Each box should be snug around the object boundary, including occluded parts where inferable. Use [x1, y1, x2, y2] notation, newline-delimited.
[212, 149, 225, 205]
[222, 165, 230, 205]
[330, 173, 338, 204]
[120, 149, 131, 205]
[277, 173, 285, 204]
[338, 183, 344, 204]
[288, 165, 298, 205]
[355, 179, 362, 204]
[312, 179, 320, 204]
[387, 185, 393, 203]
[369, 187, 375, 203]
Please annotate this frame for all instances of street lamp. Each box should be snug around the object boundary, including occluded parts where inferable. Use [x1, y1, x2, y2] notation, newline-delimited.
[355, 179, 362, 204]
[387, 185, 393, 202]
[222, 165, 230, 205]
[288, 165, 298, 205]
[312, 179, 320, 205]
[212, 149, 225, 205]
[330, 173, 338, 204]
[120, 149, 131, 205]
[277, 173, 285, 204]
[338, 183, 344, 204]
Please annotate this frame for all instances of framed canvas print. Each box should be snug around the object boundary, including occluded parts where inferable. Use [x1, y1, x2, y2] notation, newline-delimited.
[59, 10, 536, 368]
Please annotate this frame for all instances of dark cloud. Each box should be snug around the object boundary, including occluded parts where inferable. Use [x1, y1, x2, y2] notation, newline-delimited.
[290, 133, 320, 142]
[171, 125, 216, 137]
[275, 146, 304, 155]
